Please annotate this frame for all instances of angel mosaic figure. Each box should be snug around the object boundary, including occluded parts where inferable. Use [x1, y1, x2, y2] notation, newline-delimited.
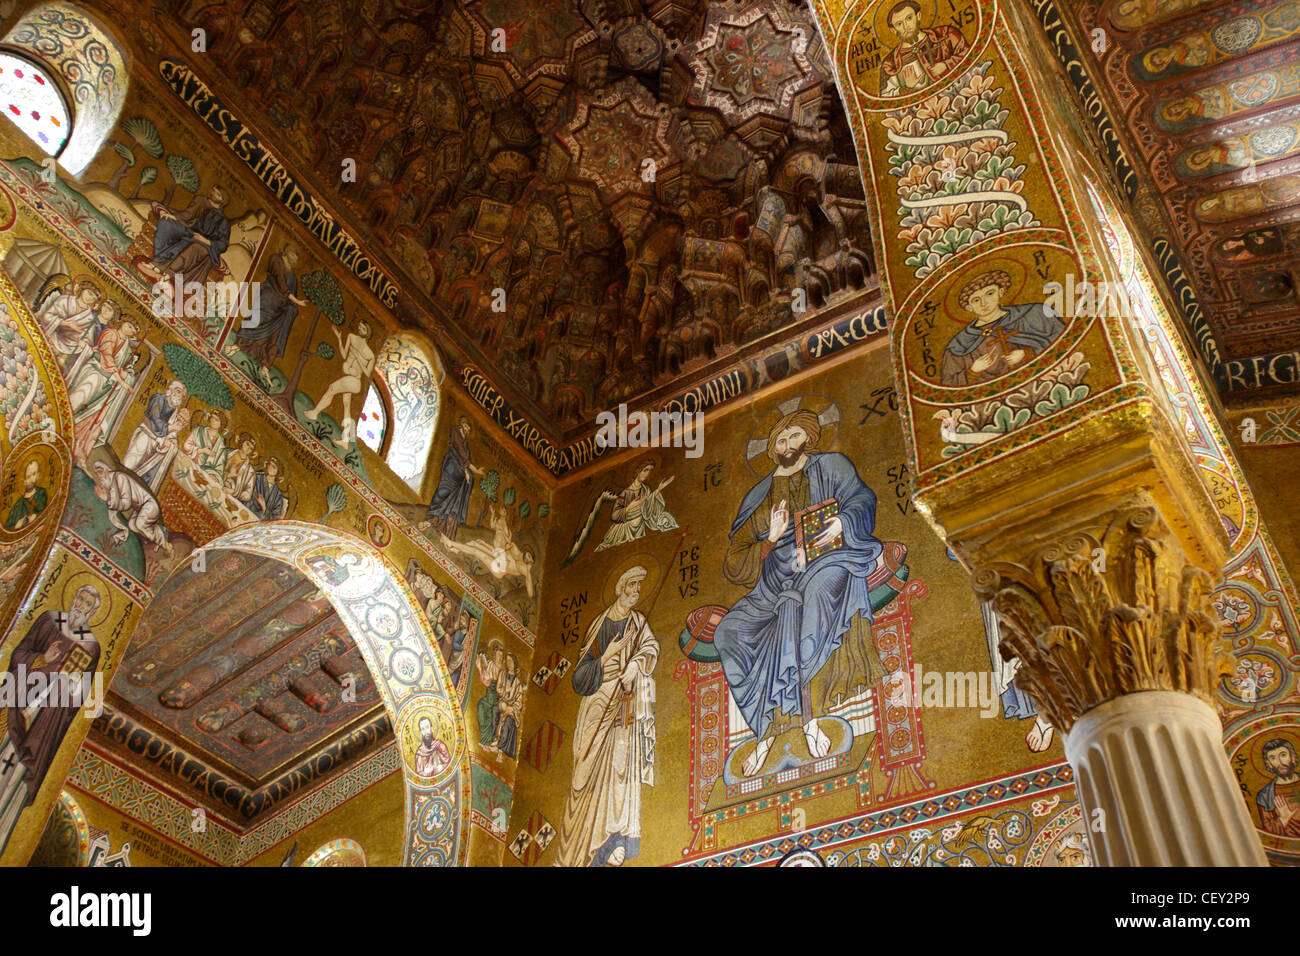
[562, 460, 678, 565]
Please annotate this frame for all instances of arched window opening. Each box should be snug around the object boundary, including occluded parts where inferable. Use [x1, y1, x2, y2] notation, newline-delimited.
[0, 52, 70, 157]
[2, 2, 128, 176]
[358, 381, 388, 454]
[374, 334, 441, 491]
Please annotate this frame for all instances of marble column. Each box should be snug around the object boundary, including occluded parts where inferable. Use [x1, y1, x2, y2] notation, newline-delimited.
[1067, 691, 1265, 866]
[974, 502, 1267, 866]
[801, 0, 1268, 865]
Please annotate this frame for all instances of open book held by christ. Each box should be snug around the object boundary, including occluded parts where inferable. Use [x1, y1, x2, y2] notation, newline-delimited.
[795, 498, 842, 562]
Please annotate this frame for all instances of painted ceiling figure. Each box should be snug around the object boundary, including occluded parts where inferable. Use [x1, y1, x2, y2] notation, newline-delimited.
[0, 585, 102, 857]
[714, 409, 886, 778]
[940, 271, 1065, 387]
[879, 0, 969, 95]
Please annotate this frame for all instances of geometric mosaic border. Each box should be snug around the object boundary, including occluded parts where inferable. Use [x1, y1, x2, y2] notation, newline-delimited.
[67, 741, 402, 866]
[678, 761, 1074, 866]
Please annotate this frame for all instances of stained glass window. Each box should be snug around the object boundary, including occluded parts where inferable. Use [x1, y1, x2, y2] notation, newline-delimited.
[3, 3, 128, 176]
[0, 53, 69, 156]
[358, 383, 387, 453]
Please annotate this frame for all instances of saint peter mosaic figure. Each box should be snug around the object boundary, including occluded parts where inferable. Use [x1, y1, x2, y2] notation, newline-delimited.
[556, 565, 659, 867]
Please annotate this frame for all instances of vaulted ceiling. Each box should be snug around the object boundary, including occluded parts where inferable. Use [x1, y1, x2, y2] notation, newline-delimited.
[109, 0, 1294, 428]
[1077, 0, 1300, 400]
[91, 549, 389, 824]
[143, 0, 878, 441]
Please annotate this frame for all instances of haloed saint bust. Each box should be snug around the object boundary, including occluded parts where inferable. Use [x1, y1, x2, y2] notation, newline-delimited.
[940, 270, 1065, 387]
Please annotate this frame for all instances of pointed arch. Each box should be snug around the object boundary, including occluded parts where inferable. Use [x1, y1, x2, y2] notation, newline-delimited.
[160, 521, 470, 866]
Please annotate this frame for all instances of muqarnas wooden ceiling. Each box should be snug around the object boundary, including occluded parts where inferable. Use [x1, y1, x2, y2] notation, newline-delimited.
[134, 0, 878, 443]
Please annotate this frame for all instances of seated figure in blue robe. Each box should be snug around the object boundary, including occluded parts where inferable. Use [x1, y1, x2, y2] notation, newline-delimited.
[714, 408, 887, 778]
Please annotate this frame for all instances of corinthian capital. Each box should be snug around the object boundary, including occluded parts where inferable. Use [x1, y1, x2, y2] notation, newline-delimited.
[971, 503, 1233, 733]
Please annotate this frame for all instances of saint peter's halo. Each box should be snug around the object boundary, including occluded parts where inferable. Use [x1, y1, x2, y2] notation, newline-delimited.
[60, 570, 112, 629]
[744, 394, 841, 476]
[600, 551, 662, 609]
[940, 255, 1031, 320]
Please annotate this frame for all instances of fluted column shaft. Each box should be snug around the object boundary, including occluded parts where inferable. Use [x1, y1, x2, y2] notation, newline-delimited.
[1066, 691, 1266, 866]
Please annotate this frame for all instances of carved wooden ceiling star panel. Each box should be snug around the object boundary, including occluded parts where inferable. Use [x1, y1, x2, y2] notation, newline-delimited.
[142, 0, 878, 440]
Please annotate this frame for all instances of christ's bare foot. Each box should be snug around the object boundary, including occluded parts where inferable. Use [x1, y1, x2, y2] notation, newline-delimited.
[1026, 717, 1054, 752]
[804, 719, 831, 759]
[607, 845, 627, 866]
[303, 408, 320, 421]
[743, 737, 774, 778]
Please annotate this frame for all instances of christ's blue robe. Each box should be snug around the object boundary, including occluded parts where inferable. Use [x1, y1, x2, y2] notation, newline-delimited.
[713, 452, 883, 740]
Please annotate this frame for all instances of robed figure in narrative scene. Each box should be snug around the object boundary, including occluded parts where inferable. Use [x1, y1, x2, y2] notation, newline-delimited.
[230, 243, 307, 384]
[421, 417, 485, 539]
[557, 567, 658, 867]
[714, 408, 886, 778]
[38, 280, 102, 360]
[142, 186, 232, 288]
[122, 379, 189, 491]
[0, 585, 102, 855]
[68, 315, 142, 464]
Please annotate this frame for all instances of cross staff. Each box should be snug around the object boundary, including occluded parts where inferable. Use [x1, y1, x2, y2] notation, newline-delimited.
[578, 526, 691, 763]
